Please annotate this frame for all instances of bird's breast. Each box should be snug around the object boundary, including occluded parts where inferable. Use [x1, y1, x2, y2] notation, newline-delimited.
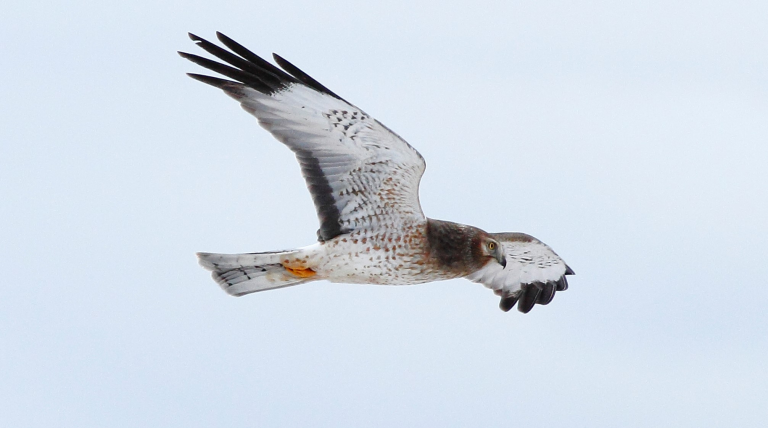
[315, 222, 463, 285]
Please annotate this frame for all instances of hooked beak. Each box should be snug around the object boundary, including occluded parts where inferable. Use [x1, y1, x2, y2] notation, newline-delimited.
[495, 251, 507, 269]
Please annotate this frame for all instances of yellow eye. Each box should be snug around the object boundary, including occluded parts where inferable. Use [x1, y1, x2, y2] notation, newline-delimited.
[488, 242, 496, 251]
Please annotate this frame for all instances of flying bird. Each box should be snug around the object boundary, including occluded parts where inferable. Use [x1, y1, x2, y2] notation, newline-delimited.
[180, 32, 574, 313]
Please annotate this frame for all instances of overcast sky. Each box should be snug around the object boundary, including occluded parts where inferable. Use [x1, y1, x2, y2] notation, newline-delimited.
[2, 0, 767, 426]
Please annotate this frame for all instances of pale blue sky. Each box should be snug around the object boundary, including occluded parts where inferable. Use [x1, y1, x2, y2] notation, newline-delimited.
[2, 1, 767, 426]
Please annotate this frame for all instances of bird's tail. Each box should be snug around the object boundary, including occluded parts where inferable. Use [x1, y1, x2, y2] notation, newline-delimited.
[197, 249, 318, 296]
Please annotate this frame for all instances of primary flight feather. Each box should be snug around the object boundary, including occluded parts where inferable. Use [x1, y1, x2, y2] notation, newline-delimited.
[181, 32, 574, 313]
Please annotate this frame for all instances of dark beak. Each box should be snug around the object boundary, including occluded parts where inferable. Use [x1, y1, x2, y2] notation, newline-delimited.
[496, 251, 507, 269]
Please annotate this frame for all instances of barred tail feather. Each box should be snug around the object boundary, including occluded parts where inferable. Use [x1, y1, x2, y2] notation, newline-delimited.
[197, 250, 312, 296]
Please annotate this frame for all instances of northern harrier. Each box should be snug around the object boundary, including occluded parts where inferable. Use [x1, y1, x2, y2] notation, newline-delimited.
[181, 32, 574, 313]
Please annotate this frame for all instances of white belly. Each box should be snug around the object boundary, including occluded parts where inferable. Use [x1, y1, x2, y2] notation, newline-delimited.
[303, 226, 454, 285]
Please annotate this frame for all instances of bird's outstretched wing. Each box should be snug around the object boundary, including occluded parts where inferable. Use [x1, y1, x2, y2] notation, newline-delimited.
[465, 233, 574, 313]
[179, 32, 427, 242]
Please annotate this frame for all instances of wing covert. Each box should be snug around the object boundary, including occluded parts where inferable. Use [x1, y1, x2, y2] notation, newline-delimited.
[180, 32, 426, 241]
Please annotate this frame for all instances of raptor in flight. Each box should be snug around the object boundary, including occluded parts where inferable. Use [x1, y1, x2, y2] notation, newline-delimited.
[180, 32, 574, 313]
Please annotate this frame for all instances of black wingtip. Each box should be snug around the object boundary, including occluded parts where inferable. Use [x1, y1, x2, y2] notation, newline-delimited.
[179, 51, 221, 70]
[183, 32, 344, 102]
[535, 282, 557, 305]
[186, 73, 232, 88]
[517, 284, 540, 314]
[215, 32, 245, 51]
[272, 53, 344, 100]
[556, 276, 569, 291]
[178, 51, 206, 64]
[215, 31, 233, 45]
[499, 295, 518, 312]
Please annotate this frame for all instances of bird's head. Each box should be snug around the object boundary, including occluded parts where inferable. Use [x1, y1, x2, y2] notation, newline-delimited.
[478, 236, 506, 269]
